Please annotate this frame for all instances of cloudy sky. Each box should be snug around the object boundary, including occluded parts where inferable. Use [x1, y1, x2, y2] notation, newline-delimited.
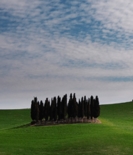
[1, 0, 133, 109]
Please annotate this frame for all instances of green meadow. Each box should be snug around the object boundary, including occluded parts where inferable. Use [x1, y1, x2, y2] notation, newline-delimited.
[0, 102, 133, 155]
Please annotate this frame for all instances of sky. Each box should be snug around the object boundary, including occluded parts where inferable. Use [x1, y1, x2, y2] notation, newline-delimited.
[0, 0, 133, 109]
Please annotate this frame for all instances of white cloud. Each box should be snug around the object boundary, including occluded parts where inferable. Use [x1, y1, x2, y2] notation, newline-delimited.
[1, 0, 133, 108]
[90, 0, 133, 33]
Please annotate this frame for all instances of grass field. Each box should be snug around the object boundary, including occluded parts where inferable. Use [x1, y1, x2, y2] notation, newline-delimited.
[0, 102, 133, 155]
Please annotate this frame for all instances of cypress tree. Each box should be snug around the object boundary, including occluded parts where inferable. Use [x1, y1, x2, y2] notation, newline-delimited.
[50, 97, 57, 121]
[39, 100, 44, 122]
[50, 98, 53, 121]
[31, 97, 39, 123]
[31, 100, 35, 121]
[78, 99, 81, 118]
[35, 101, 39, 122]
[87, 98, 90, 119]
[53, 97, 57, 121]
[93, 96, 100, 118]
[57, 96, 62, 120]
[81, 97, 84, 118]
[62, 94, 67, 120]
[84, 96, 87, 117]
[72, 93, 78, 119]
[90, 96, 94, 119]
[44, 98, 50, 121]
[68, 93, 73, 119]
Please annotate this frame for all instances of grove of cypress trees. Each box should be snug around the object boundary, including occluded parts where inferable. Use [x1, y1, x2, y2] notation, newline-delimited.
[30, 93, 100, 125]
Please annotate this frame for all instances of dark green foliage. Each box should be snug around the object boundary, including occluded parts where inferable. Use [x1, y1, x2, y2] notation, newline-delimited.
[50, 98, 54, 121]
[53, 97, 57, 121]
[31, 100, 35, 121]
[44, 98, 50, 121]
[67, 93, 73, 119]
[57, 96, 62, 120]
[78, 99, 81, 118]
[39, 101, 43, 121]
[93, 96, 100, 118]
[30, 93, 100, 123]
[72, 93, 78, 118]
[61, 94, 67, 120]
[35, 101, 39, 122]
[81, 97, 84, 117]
[30, 97, 39, 123]
[67, 93, 78, 120]
[84, 96, 87, 117]
[87, 98, 90, 119]
[50, 97, 57, 121]
[90, 96, 94, 119]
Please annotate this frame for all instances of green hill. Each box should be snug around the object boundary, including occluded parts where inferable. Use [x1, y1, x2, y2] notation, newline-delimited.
[0, 102, 133, 155]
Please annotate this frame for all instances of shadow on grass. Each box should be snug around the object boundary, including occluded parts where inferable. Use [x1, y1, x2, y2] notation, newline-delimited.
[11, 123, 30, 129]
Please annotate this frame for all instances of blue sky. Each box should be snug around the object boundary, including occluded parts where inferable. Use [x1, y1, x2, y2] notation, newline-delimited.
[1, 0, 133, 109]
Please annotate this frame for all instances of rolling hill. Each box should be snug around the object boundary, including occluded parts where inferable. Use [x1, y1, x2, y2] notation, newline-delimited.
[0, 101, 133, 155]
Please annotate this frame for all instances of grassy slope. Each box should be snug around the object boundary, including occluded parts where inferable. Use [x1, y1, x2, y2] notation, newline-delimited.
[0, 102, 133, 155]
[0, 109, 30, 129]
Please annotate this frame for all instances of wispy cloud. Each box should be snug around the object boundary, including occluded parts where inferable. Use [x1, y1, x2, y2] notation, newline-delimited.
[0, 0, 133, 108]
